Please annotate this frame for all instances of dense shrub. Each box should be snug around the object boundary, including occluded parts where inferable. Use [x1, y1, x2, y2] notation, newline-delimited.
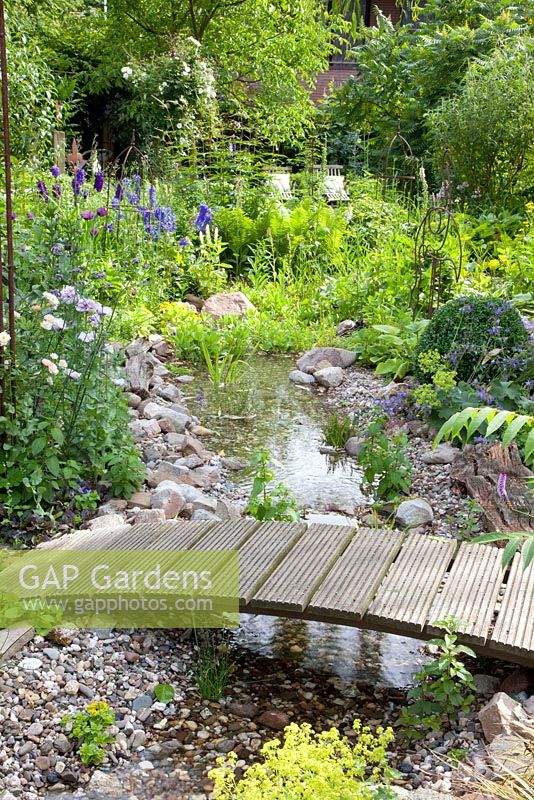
[429, 39, 534, 204]
[414, 295, 528, 382]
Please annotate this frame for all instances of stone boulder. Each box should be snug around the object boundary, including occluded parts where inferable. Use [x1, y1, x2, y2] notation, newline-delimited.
[203, 291, 256, 319]
[314, 366, 344, 389]
[296, 347, 356, 374]
[395, 498, 434, 529]
[289, 370, 315, 386]
[125, 352, 153, 395]
[151, 483, 186, 519]
[478, 692, 534, 743]
[421, 444, 458, 465]
[344, 437, 363, 458]
[487, 733, 534, 774]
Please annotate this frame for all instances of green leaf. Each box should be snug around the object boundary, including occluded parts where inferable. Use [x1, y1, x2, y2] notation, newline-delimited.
[501, 414, 529, 445]
[524, 426, 534, 465]
[45, 455, 61, 478]
[31, 437, 47, 456]
[371, 324, 400, 335]
[486, 409, 513, 437]
[522, 536, 534, 570]
[154, 683, 175, 704]
[51, 428, 65, 445]
[502, 536, 521, 568]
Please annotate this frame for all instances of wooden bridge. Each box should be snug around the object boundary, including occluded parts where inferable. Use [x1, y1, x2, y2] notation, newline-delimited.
[2, 519, 533, 666]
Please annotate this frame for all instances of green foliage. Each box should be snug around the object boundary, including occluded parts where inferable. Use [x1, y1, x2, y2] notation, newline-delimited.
[210, 719, 397, 800]
[62, 701, 116, 766]
[473, 530, 534, 571]
[193, 639, 233, 701]
[414, 295, 528, 382]
[320, 0, 533, 178]
[399, 617, 476, 736]
[434, 405, 534, 466]
[350, 320, 429, 380]
[322, 414, 357, 449]
[154, 683, 175, 704]
[357, 416, 413, 502]
[200, 335, 249, 390]
[446, 498, 483, 541]
[429, 38, 534, 204]
[245, 449, 301, 522]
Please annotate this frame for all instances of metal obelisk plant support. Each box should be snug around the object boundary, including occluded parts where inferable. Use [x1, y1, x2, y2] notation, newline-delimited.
[0, 0, 16, 418]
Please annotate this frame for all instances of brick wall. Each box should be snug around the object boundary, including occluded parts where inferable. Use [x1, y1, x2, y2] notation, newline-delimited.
[311, 1, 402, 103]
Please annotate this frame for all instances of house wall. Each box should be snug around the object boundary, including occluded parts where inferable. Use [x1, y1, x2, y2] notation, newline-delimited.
[312, 0, 401, 103]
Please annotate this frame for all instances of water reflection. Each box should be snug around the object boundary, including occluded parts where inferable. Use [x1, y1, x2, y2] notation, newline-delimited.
[234, 615, 427, 688]
[187, 355, 367, 513]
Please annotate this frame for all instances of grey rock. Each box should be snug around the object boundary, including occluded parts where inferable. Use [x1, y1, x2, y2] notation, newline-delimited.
[43, 648, 60, 662]
[155, 384, 182, 403]
[147, 461, 190, 487]
[228, 702, 259, 718]
[217, 738, 236, 754]
[336, 319, 359, 336]
[132, 694, 153, 712]
[168, 482, 218, 513]
[215, 497, 242, 521]
[18, 741, 36, 756]
[20, 657, 43, 671]
[125, 392, 142, 408]
[134, 508, 166, 524]
[27, 722, 44, 738]
[344, 437, 363, 458]
[395, 498, 434, 529]
[128, 418, 161, 441]
[87, 770, 124, 799]
[487, 733, 534, 774]
[54, 734, 71, 755]
[288, 370, 316, 386]
[523, 695, 534, 717]
[296, 347, 356, 374]
[86, 514, 125, 531]
[473, 674, 501, 696]
[314, 366, 345, 389]
[421, 444, 458, 465]
[203, 291, 256, 319]
[191, 510, 222, 521]
[479, 692, 533, 743]
[222, 457, 248, 471]
[125, 352, 153, 394]
[151, 484, 186, 520]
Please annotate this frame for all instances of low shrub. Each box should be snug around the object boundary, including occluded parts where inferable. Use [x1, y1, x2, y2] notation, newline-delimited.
[414, 295, 528, 383]
[210, 719, 397, 800]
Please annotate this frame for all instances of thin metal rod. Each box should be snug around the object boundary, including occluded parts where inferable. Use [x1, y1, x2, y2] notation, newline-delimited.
[0, 0, 16, 412]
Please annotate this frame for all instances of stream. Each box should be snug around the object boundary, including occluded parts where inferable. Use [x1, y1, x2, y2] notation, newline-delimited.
[187, 355, 428, 687]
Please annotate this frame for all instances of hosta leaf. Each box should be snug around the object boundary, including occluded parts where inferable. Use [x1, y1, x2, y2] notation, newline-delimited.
[522, 536, 534, 570]
[524, 426, 534, 465]
[502, 536, 521, 568]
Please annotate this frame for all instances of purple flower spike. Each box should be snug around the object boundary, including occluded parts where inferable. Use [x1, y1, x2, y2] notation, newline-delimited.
[72, 168, 86, 199]
[96, 207, 108, 217]
[497, 472, 508, 501]
[94, 171, 104, 192]
[37, 180, 49, 200]
[80, 210, 96, 221]
[53, 183, 62, 198]
[51, 165, 60, 178]
[194, 203, 213, 233]
[179, 238, 189, 246]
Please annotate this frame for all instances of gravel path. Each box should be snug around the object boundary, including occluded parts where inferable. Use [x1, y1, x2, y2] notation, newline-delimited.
[0, 627, 519, 800]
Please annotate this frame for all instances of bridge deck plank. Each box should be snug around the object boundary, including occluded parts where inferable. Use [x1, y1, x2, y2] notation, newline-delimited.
[492, 553, 534, 656]
[426, 542, 505, 643]
[307, 528, 405, 622]
[366, 534, 456, 631]
[249, 523, 356, 612]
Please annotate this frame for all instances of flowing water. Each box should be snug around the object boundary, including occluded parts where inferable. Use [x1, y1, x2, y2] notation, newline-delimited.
[186, 355, 427, 687]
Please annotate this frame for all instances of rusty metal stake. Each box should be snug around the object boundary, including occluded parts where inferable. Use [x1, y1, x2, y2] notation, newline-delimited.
[0, 0, 16, 413]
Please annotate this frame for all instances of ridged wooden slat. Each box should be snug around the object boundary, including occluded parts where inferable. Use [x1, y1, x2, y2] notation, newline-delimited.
[0, 627, 34, 664]
[366, 534, 456, 631]
[307, 528, 405, 621]
[38, 525, 133, 550]
[249, 524, 356, 612]
[38, 521, 214, 552]
[192, 519, 260, 551]
[234, 521, 307, 604]
[492, 553, 534, 655]
[426, 542, 505, 642]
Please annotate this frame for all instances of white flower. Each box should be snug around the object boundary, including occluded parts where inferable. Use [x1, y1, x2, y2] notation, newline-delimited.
[187, 36, 201, 48]
[58, 359, 68, 369]
[78, 331, 95, 343]
[121, 66, 133, 79]
[41, 358, 59, 376]
[50, 353, 59, 360]
[41, 314, 65, 332]
[42, 291, 59, 309]
[41, 317, 54, 331]
[182, 62, 191, 75]
[0, 330, 10, 347]
[65, 369, 81, 380]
